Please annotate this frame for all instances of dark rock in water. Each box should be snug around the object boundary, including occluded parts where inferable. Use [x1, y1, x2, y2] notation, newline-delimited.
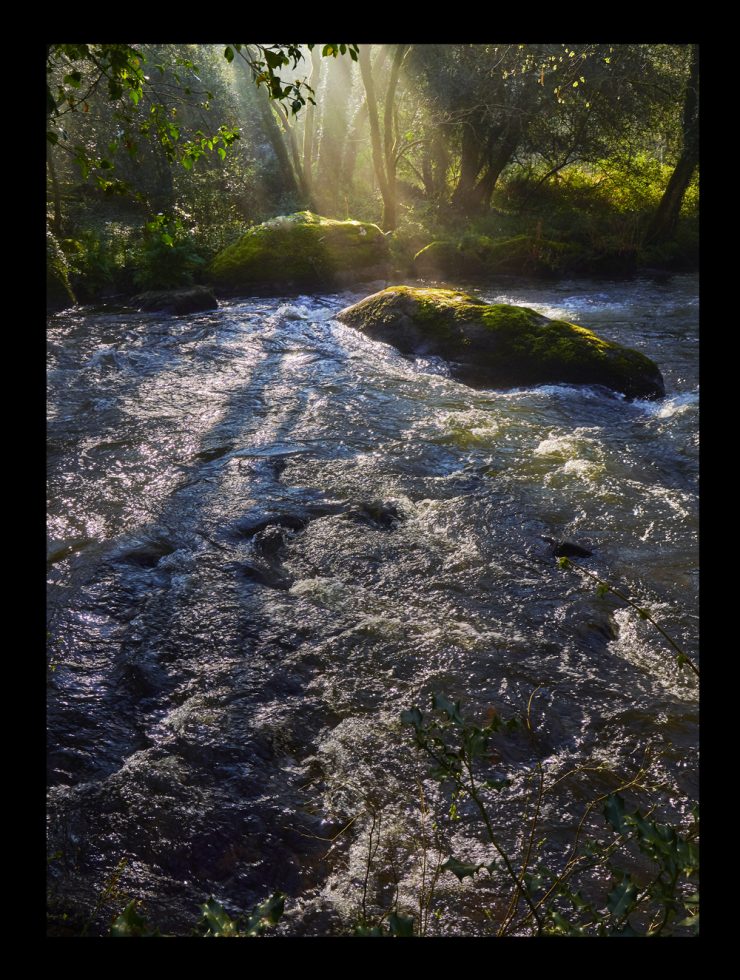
[239, 561, 293, 590]
[133, 286, 218, 315]
[336, 286, 665, 400]
[541, 536, 593, 559]
[208, 211, 390, 293]
[347, 500, 404, 530]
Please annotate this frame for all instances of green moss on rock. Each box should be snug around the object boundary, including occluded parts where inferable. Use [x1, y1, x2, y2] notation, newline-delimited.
[209, 211, 389, 292]
[337, 285, 664, 400]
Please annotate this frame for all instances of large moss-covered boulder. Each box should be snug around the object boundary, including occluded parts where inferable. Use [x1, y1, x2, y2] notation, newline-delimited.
[337, 285, 665, 400]
[209, 211, 389, 293]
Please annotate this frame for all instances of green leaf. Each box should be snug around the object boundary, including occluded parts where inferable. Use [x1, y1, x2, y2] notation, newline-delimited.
[217, 147, 226, 160]
[606, 874, 638, 918]
[47, 131, 59, 145]
[596, 582, 609, 598]
[64, 71, 82, 88]
[442, 856, 483, 881]
[677, 912, 699, 931]
[400, 707, 423, 728]
[224, 46, 234, 63]
[110, 901, 159, 937]
[160, 233, 174, 246]
[254, 892, 284, 926]
[603, 793, 629, 834]
[432, 692, 463, 724]
[388, 912, 414, 937]
[322, 44, 336, 57]
[200, 897, 239, 937]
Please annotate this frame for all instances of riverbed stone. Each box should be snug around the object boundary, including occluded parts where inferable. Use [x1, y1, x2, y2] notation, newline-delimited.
[336, 285, 665, 399]
[133, 285, 219, 315]
[208, 211, 390, 293]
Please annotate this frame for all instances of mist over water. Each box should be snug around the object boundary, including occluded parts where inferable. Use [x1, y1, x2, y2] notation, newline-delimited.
[47, 274, 698, 935]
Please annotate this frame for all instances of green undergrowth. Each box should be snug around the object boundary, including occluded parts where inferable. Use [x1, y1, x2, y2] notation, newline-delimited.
[386, 159, 698, 279]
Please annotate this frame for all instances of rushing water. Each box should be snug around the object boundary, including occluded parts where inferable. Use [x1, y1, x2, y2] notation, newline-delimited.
[46, 274, 698, 935]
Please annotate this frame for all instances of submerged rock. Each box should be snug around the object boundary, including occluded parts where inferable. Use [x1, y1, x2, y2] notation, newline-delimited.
[133, 286, 218, 315]
[208, 211, 389, 293]
[336, 285, 665, 400]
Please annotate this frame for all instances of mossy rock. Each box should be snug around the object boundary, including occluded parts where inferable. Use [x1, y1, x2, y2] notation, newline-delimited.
[337, 285, 665, 400]
[209, 211, 389, 293]
[47, 228, 77, 311]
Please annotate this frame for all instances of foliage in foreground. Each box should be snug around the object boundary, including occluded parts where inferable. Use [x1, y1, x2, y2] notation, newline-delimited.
[394, 695, 698, 937]
[109, 893, 285, 938]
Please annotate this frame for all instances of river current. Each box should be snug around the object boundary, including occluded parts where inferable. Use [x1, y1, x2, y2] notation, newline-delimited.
[47, 274, 699, 935]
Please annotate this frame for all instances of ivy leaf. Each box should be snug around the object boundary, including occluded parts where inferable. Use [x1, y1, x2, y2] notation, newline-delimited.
[388, 912, 414, 937]
[110, 901, 159, 937]
[603, 793, 629, 834]
[442, 856, 483, 881]
[607, 874, 638, 918]
[200, 897, 240, 936]
[400, 707, 423, 728]
[243, 892, 285, 934]
[432, 692, 463, 724]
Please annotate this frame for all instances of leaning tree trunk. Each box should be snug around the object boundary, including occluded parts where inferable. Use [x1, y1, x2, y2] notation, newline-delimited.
[645, 43, 699, 245]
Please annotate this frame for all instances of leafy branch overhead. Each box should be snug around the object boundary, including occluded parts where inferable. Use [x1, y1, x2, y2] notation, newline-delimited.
[225, 43, 358, 114]
[46, 42, 358, 192]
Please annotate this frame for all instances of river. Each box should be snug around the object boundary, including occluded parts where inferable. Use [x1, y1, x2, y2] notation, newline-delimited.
[47, 273, 699, 936]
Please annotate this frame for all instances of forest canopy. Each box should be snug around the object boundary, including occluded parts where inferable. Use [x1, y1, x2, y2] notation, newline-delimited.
[46, 42, 698, 304]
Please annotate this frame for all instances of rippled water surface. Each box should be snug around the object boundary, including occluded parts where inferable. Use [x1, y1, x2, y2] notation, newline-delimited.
[47, 274, 698, 935]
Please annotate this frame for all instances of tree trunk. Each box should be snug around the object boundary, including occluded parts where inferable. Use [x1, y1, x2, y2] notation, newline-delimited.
[451, 122, 485, 214]
[358, 43, 406, 230]
[645, 44, 699, 244]
[301, 47, 322, 197]
[315, 54, 354, 213]
[471, 119, 522, 210]
[252, 75, 301, 202]
[339, 46, 389, 204]
[47, 148, 63, 238]
[273, 100, 313, 206]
